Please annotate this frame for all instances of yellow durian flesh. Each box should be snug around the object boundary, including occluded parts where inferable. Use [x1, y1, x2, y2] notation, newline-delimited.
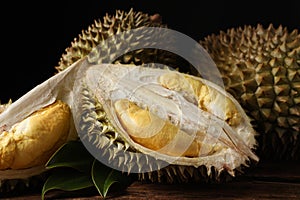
[114, 99, 218, 157]
[0, 100, 71, 170]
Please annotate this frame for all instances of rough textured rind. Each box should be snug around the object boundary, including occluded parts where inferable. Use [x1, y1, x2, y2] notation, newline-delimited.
[56, 8, 187, 73]
[200, 24, 300, 160]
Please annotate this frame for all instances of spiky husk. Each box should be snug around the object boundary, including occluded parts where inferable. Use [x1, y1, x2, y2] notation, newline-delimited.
[56, 8, 188, 73]
[138, 164, 239, 184]
[200, 24, 300, 160]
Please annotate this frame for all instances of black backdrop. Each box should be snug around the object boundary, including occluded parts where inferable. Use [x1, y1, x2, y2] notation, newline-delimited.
[1, 1, 300, 102]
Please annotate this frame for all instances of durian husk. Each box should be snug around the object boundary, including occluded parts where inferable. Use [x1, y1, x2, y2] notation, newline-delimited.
[200, 24, 300, 160]
[56, 8, 189, 73]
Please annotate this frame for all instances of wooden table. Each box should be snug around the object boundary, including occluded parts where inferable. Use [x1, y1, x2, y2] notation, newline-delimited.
[2, 161, 300, 200]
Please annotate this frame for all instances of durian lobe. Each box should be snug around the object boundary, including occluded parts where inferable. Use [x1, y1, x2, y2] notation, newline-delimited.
[0, 100, 71, 170]
[114, 98, 215, 158]
[0, 99, 74, 194]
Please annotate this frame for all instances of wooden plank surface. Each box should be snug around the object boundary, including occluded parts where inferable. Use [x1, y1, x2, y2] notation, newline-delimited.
[2, 161, 300, 200]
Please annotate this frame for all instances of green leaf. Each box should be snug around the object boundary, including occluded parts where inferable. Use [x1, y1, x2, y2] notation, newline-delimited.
[91, 160, 135, 197]
[43, 140, 137, 199]
[41, 168, 94, 200]
[46, 140, 94, 173]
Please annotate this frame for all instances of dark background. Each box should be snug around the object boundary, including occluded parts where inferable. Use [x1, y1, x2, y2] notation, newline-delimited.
[1, 0, 300, 102]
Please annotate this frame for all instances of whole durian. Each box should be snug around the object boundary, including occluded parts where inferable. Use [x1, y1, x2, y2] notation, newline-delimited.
[200, 24, 300, 160]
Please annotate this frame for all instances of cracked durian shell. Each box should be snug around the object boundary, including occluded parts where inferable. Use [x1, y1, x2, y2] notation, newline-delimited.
[74, 63, 258, 183]
[200, 24, 300, 160]
[0, 59, 258, 190]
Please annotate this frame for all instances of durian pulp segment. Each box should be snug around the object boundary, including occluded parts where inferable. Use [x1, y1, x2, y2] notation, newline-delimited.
[0, 100, 71, 170]
[0, 58, 86, 176]
[114, 99, 223, 157]
[84, 64, 258, 169]
[158, 72, 242, 126]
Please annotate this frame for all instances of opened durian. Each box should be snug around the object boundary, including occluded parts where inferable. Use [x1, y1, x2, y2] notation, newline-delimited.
[75, 63, 258, 183]
[200, 24, 300, 160]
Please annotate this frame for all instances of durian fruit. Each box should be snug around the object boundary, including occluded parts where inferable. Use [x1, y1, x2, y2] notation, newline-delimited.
[0, 8, 260, 195]
[200, 24, 300, 160]
[0, 100, 72, 170]
[53, 7, 259, 183]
